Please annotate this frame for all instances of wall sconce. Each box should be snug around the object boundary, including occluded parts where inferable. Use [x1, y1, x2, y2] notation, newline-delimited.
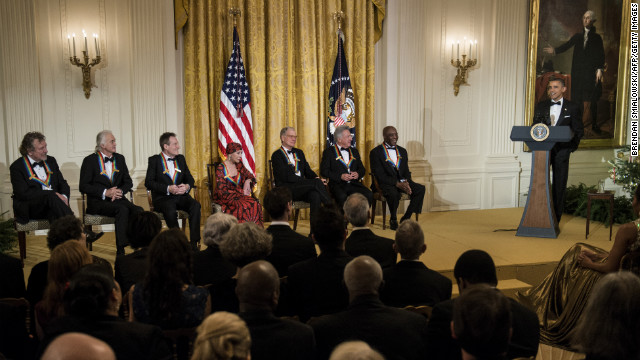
[67, 30, 101, 99]
[450, 38, 478, 96]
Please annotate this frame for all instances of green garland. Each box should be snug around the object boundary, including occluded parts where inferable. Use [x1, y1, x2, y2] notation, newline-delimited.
[0, 212, 17, 254]
[608, 145, 640, 195]
[564, 183, 635, 226]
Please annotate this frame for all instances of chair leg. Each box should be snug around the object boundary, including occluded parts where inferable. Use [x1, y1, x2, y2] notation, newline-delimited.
[415, 213, 419, 222]
[371, 200, 377, 225]
[84, 225, 93, 251]
[18, 231, 26, 260]
[382, 201, 387, 230]
[293, 209, 300, 230]
[180, 218, 187, 233]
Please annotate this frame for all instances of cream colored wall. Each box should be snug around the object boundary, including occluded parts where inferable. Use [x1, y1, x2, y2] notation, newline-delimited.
[375, 0, 613, 212]
[0, 0, 183, 216]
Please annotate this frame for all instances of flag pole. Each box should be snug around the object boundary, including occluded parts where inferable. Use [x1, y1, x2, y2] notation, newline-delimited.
[229, 8, 241, 27]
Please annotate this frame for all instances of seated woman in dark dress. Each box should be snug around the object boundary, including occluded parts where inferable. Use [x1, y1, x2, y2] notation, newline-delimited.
[39, 264, 171, 360]
[128, 229, 210, 329]
[517, 185, 640, 348]
[213, 142, 263, 226]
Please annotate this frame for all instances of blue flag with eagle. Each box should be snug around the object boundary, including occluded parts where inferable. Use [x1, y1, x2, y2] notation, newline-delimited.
[326, 29, 356, 148]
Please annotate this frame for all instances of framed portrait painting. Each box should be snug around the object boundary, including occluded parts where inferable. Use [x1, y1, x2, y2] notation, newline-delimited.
[525, 0, 631, 148]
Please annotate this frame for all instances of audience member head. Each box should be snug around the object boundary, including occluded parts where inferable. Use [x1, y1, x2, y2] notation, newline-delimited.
[191, 312, 251, 360]
[263, 187, 292, 220]
[47, 215, 85, 250]
[621, 251, 640, 276]
[329, 341, 385, 360]
[344, 256, 383, 301]
[343, 193, 370, 227]
[42, 241, 93, 319]
[203, 213, 238, 247]
[42, 333, 115, 360]
[311, 205, 347, 252]
[236, 260, 280, 312]
[127, 211, 162, 249]
[220, 222, 272, 268]
[64, 264, 122, 319]
[453, 250, 498, 290]
[572, 271, 640, 360]
[394, 220, 425, 260]
[633, 185, 640, 216]
[452, 285, 511, 360]
[143, 229, 193, 325]
[19, 131, 46, 157]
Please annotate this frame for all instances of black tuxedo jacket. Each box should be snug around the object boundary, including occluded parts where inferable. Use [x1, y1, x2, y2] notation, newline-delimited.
[320, 146, 366, 184]
[309, 294, 428, 360]
[0, 253, 25, 298]
[10, 156, 70, 222]
[381, 260, 451, 307]
[114, 247, 149, 294]
[345, 229, 396, 269]
[144, 153, 195, 201]
[426, 297, 540, 360]
[369, 144, 412, 187]
[265, 224, 317, 277]
[271, 147, 318, 187]
[192, 244, 237, 286]
[79, 152, 133, 201]
[239, 310, 316, 360]
[533, 99, 583, 152]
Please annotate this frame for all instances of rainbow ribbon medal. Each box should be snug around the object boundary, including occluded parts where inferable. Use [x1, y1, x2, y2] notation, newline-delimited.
[280, 147, 300, 173]
[333, 145, 354, 170]
[383, 144, 401, 169]
[22, 157, 52, 187]
[161, 154, 181, 184]
[222, 163, 241, 186]
[97, 152, 119, 183]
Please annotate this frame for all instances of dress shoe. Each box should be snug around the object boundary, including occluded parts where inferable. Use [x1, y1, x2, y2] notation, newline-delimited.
[85, 230, 104, 244]
[389, 219, 398, 230]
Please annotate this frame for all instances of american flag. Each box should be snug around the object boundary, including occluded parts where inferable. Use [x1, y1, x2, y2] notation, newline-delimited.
[326, 30, 356, 148]
[218, 27, 255, 174]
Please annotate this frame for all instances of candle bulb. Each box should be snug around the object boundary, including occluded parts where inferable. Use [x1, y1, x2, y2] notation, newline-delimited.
[94, 34, 99, 57]
[67, 35, 71, 57]
[475, 40, 478, 59]
[72, 33, 76, 57]
[469, 44, 471, 58]
[82, 29, 87, 54]
[457, 41, 460, 59]
[451, 42, 454, 61]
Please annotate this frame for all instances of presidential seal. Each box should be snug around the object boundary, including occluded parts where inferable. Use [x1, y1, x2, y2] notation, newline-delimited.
[530, 123, 550, 142]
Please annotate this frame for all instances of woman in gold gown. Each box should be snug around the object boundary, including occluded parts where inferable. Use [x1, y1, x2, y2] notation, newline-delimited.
[516, 185, 640, 349]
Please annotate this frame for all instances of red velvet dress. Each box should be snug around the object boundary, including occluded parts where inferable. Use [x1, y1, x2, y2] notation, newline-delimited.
[213, 162, 263, 226]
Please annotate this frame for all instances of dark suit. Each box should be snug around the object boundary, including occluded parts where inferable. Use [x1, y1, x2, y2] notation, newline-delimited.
[79, 152, 143, 252]
[309, 294, 428, 360]
[554, 26, 605, 128]
[345, 229, 396, 269]
[320, 145, 372, 207]
[240, 310, 316, 360]
[144, 153, 201, 245]
[271, 147, 332, 225]
[381, 260, 451, 307]
[287, 249, 353, 322]
[115, 248, 149, 294]
[10, 155, 73, 224]
[370, 144, 425, 221]
[534, 98, 583, 221]
[426, 297, 540, 360]
[266, 224, 317, 276]
[192, 244, 237, 286]
[0, 253, 25, 298]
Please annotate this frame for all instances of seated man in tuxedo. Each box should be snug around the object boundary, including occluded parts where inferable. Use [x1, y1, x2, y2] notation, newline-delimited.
[426, 250, 540, 360]
[309, 256, 428, 360]
[144, 132, 201, 250]
[369, 126, 425, 230]
[264, 187, 317, 277]
[80, 130, 143, 255]
[381, 219, 451, 307]
[10, 132, 74, 224]
[271, 126, 332, 226]
[321, 125, 372, 208]
[237, 260, 316, 360]
[287, 206, 353, 322]
[533, 77, 583, 222]
[343, 193, 396, 269]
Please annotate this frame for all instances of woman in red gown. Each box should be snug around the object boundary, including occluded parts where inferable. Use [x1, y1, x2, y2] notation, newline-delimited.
[213, 142, 263, 226]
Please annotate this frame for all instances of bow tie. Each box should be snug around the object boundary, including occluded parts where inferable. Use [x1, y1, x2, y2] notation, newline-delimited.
[551, 102, 562, 106]
[166, 157, 176, 162]
[104, 157, 113, 163]
[286, 150, 293, 155]
[385, 146, 396, 150]
[339, 147, 349, 152]
[32, 161, 44, 168]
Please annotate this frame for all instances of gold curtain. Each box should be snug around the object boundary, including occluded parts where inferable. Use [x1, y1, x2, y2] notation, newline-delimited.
[180, 0, 385, 218]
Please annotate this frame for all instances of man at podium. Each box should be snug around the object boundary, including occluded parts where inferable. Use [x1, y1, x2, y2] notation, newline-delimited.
[533, 77, 583, 222]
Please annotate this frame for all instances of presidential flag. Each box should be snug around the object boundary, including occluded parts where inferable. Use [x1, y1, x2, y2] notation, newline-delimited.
[326, 29, 356, 148]
[218, 27, 255, 174]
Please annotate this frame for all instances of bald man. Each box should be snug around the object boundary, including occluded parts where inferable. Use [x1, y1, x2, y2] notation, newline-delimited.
[237, 260, 316, 360]
[42, 333, 115, 360]
[309, 256, 428, 360]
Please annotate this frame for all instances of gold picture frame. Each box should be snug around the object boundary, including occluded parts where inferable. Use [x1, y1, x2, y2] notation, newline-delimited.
[525, 0, 631, 148]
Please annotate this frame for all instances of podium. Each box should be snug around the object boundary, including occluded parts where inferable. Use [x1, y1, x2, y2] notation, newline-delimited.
[511, 125, 571, 238]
